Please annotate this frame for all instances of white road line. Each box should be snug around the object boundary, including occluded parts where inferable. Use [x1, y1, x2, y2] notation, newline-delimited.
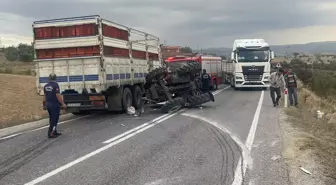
[232, 90, 264, 185]
[182, 90, 264, 185]
[181, 113, 252, 166]
[213, 86, 230, 95]
[24, 85, 231, 185]
[2, 86, 229, 141]
[102, 112, 179, 144]
[0, 133, 21, 141]
[27, 115, 92, 133]
[24, 110, 182, 185]
[0, 115, 92, 140]
[245, 91, 264, 151]
[103, 86, 229, 144]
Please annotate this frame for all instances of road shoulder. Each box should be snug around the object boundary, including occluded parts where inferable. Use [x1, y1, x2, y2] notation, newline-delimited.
[0, 113, 83, 138]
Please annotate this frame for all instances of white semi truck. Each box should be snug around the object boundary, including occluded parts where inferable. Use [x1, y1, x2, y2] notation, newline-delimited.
[223, 39, 274, 90]
[33, 15, 161, 114]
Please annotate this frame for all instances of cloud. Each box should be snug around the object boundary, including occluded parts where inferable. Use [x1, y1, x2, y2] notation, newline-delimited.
[0, 0, 336, 47]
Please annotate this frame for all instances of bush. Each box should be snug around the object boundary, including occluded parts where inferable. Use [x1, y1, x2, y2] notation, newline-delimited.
[281, 59, 336, 100]
[5, 47, 18, 61]
[4, 43, 34, 62]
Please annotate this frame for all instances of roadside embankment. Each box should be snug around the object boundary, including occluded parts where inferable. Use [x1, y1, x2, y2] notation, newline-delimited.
[280, 82, 336, 185]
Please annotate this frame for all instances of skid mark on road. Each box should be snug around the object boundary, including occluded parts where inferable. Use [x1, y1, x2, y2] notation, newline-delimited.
[182, 113, 251, 184]
[0, 115, 92, 141]
[22, 86, 231, 185]
[182, 90, 265, 185]
[0, 139, 59, 180]
[24, 110, 183, 185]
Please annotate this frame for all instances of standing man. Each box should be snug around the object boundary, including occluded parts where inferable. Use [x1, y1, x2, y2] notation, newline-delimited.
[201, 69, 211, 92]
[43, 73, 66, 138]
[269, 68, 286, 107]
[284, 68, 298, 107]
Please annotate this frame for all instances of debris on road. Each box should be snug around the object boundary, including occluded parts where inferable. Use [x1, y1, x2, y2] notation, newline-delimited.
[127, 106, 136, 115]
[299, 166, 312, 175]
[316, 110, 324, 119]
[271, 155, 280, 161]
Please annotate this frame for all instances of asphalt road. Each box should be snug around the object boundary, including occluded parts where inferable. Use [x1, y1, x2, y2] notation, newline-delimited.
[0, 86, 290, 185]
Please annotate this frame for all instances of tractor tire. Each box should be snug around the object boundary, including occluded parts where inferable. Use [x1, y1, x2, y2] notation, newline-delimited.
[145, 67, 166, 83]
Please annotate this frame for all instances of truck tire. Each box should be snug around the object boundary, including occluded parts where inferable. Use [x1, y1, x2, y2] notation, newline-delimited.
[132, 85, 142, 109]
[122, 87, 133, 112]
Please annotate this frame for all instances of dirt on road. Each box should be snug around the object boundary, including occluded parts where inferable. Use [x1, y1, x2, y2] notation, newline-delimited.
[0, 73, 48, 129]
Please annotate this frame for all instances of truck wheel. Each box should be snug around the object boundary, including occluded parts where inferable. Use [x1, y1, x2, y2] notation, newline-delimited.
[132, 85, 142, 109]
[122, 87, 133, 112]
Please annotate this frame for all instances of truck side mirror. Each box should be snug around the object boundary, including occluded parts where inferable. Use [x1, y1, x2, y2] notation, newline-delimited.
[271, 51, 275, 59]
[231, 52, 235, 60]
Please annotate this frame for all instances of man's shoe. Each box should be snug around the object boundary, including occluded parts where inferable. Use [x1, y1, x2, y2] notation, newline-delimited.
[48, 134, 59, 138]
[273, 104, 276, 107]
[55, 132, 62, 136]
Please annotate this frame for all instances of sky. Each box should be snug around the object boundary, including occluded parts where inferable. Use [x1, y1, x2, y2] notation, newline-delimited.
[1, 0, 336, 48]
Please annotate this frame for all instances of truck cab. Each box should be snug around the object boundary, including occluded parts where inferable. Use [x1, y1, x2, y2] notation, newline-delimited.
[230, 39, 274, 90]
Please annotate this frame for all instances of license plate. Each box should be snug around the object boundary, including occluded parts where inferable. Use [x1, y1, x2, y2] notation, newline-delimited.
[67, 103, 81, 107]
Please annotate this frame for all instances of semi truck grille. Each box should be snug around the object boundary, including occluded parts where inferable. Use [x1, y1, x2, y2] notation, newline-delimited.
[244, 75, 262, 81]
[242, 66, 264, 75]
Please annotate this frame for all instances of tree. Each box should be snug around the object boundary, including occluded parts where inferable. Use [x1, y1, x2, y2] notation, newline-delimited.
[17, 43, 34, 62]
[180, 46, 193, 53]
[5, 46, 18, 61]
[292, 52, 299, 58]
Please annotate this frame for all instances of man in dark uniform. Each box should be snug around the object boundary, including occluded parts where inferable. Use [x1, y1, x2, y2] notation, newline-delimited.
[43, 73, 66, 138]
[201, 69, 211, 92]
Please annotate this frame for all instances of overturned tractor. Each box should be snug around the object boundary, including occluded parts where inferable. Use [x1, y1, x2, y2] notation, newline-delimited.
[143, 58, 215, 113]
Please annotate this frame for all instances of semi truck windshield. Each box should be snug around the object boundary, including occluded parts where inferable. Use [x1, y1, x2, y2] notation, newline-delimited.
[237, 50, 269, 62]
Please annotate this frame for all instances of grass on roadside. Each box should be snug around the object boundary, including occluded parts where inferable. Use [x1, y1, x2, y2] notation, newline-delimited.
[283, 84, 336, 184]
[0, 67, 36, 76]
[0, 73, 47, 129]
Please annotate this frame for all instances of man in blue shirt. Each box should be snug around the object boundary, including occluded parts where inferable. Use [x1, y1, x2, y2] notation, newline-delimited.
[201, 69, 211, 92]
[43, 73, 66, 138]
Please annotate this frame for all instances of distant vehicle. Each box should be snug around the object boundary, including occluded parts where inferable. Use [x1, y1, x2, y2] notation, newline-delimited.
[165, 55, 222, 90]
[33, 15, 161, 114]
[223, 39, 274, 90]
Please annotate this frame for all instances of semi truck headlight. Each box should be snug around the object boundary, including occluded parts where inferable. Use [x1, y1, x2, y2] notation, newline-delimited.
[236, 76, 243, 79]
[264, 76, 269, 79]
